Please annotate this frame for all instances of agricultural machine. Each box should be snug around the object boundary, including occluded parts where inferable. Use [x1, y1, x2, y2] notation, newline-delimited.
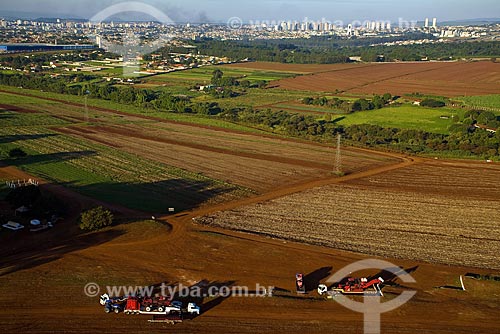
[99, 294, 200, 316]
[296, 273, 306, 294]
[318, 277, 384, 297]
[99, 294, 127, 314]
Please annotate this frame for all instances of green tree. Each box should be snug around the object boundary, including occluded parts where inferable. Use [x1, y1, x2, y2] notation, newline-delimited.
[421, 99, 446, 108]
[8, 148, 27, 158]
[477, 111, 496, 125]
[211, 69, 224, 85]
[79, 206, 114, 231]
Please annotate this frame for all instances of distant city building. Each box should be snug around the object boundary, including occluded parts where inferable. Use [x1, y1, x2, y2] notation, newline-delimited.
[96, 35, 102, 49]
[347, 24, 353, 36]
[0, 43, 95, 53]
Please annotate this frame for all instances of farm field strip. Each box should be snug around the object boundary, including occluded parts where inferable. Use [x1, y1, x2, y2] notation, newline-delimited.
[144, 65, 298, 84]
[0, 87, 279, 134]
[54, 120, 398, 191]
[225, 61, 370, 74]
[0, 124, 250, 211]
[198, 182, 500, 269]
[275, 61, 500, 97]
[56, 125, 332, 192]
[460, 94, 500, 113]
[88, 121, 394, 165]
[1, 87, 401, 194]
[348, 160, 500, 201]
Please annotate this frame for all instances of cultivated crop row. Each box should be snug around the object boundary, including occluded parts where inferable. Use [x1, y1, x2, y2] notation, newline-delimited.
[198, 183, 500, 269]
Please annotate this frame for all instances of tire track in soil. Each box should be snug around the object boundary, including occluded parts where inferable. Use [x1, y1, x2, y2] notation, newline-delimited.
[342, 62, 462, 93]
[163, 156, 421, 245]
[72, 125, 335, 171]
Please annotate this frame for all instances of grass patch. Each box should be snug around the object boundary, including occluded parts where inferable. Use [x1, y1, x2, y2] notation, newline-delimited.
[145, 66, 297, 84]
[338, 105, 463, 134]
[460, 95, 500, 114]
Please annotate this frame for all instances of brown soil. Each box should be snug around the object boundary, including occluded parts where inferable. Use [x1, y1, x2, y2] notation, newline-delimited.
[0, 104, 40, 113]
[1, 157, 499, 333]
[274, 61, 500, 97]
[225, 61, 370, 74]
[0, 88, 499, 333]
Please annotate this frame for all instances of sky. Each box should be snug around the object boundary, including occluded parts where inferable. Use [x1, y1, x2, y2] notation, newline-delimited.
[1, 0, 499, 23]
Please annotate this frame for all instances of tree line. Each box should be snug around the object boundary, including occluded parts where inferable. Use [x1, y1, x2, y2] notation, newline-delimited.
[303, 94, 393, 113]
[184, 39, 500, 64]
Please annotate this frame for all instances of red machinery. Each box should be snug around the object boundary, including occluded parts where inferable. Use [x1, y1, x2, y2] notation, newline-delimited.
[296, 273, 306, 294]
[141, 296, 172, 312]
[333, 277, 384, 294]
[318, 277, 384, 296]
[124, 296, 181, 315]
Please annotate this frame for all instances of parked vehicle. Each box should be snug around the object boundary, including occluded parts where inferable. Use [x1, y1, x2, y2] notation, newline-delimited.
[2, 221, 24, 231]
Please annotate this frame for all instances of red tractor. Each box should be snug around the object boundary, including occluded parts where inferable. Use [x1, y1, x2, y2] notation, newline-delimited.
[141, 296, 172, 312]
[318, 277, 384, 296]
[296, 273, 306, 294]
[124, 296, 182, 315]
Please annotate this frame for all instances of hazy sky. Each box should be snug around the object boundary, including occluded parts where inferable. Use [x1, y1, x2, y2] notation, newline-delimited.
[1, 0, 499, 22]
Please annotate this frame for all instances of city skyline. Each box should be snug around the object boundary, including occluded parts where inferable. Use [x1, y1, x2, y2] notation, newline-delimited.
[1, 0, 499, 23]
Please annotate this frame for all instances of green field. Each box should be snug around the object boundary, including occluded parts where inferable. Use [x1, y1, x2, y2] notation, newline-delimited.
[144, 66, 298, 84]
[0, 95, 250, 212]
[0, 87, 272, 134]
[271, 103, 342, 114]
[201, 89, 313, 109]
[460, 95, 500, 113]
[337, 105, 461, 134]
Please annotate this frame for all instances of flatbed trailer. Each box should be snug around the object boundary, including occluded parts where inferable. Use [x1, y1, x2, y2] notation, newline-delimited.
[148, 314, 183, 324]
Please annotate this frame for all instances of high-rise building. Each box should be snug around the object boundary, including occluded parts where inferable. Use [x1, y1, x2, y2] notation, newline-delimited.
[96, 35, 103, 49]
[424, 18, 429, 28]
[347, 24, 353, 36]
[432, 18, 437, 29]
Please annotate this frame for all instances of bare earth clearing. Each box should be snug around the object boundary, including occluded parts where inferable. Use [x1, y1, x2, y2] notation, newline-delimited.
[260, 61, 500, 97]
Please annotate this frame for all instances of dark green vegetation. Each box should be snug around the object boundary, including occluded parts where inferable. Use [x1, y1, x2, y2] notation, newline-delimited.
[8, 148, 27, 158]
[4, 185, 63, 218]
[183, 39, 500, 63]
[303, 94, 393, 113]
[216, 107, 499, 158]
[421, 99, 447, 108]
[79, 206, 113, 231]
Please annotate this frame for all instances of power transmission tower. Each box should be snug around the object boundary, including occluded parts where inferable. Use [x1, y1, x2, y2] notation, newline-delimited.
[334, 134, 342, 175]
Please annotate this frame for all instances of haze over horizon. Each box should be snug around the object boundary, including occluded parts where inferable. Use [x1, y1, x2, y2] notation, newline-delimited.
[1, 0, 499, 24]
